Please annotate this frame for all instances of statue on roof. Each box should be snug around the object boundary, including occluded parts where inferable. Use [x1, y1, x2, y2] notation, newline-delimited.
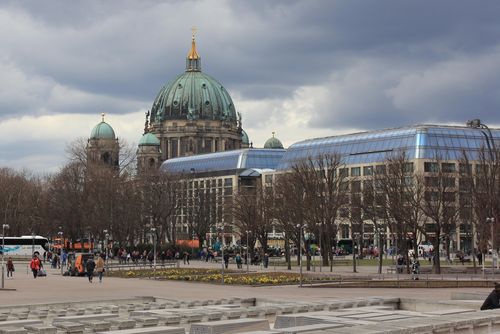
[144, 110, 150, 134]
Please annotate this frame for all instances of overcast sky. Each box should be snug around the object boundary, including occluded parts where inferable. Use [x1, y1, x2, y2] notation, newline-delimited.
[1, 0, 500, 173]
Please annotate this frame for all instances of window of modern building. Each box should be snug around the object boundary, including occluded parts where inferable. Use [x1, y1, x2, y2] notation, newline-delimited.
[351, 167, 361, 177]
[224, 178, 232, 187]
[424, 162, 439, 172]
[363, 166, 373, 176]
[441, 163, 456, 173]
[351, 180, 361, 193]
[339, 168, 349, 177]
[265, 175, 273, 184]
[404, 162, 414, 173]
[459, 163, 472, 174]
[375, 165, 386, 175]
[443, 177, 455, 188]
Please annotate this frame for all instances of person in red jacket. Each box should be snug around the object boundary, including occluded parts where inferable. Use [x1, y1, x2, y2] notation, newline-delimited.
[30, 254, 41, 278]
[6, 257, 14, 279]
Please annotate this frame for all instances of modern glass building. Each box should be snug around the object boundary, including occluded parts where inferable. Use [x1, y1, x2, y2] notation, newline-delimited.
[161, 123, 500, 251]
[277, 124, 500, 170]
[160, 148, 286, 176]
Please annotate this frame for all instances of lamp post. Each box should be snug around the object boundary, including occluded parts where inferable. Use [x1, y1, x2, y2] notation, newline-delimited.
[2, 224, 9, 289]
[218, 224, 225, 285]
[103, 230, 109, 273]
[297, 224, 307, 287]
[246, 230, 251, 273]
[150, 228, 156, 278]
[58, 231, 63, 276]
[316, 223, 322, 272]
[467, 119, 497, 270]
[487, 218, 496, 270]
[377, 227, 384, 274]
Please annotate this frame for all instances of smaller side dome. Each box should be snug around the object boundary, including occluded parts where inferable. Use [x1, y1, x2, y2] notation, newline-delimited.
[241, 129, 250, 145]
[139, 132, 160, 146]
[90, 122, 115, 140]
[264, 132, 284, 149]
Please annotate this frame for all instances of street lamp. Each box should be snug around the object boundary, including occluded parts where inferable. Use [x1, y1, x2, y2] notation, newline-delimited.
[150, 228, 156, 278]
[2, 224, 9, 289]
[487, 218, 496, 270]
[58, 231, 64, 276]
[245, 230, 251, 273]
[297, 224, 307, 287]
[316, 223, 322, 272]
[467, 119, 497, 270]
[218, 224, 225, 284]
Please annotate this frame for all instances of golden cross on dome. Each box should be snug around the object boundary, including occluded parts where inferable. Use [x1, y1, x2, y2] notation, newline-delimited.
[191, 26, 197, 40]
[272, 131, 275, 137]
[101, 113, 106, 122]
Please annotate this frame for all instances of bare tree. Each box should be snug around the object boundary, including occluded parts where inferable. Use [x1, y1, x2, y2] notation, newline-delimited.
[274, 172, 307, 269]
[139, 170, 179, 245]
[232, 180, 274, 258]
[290, 153, 349, 271]
[419, 157, 460, 274]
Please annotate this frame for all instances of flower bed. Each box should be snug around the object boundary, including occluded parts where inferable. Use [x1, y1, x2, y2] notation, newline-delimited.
[108, 268, 334, 285]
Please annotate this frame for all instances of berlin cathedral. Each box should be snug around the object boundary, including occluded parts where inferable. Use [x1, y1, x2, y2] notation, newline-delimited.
[85, 32, 275, 173]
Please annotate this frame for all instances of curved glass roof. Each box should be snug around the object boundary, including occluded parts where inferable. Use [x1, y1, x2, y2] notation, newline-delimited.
[277, 124, 500, 170]
[161, 148, 286, 174]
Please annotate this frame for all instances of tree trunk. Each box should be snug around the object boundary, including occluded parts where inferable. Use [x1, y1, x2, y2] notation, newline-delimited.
[378, 238, 383, 274]
[285, 238, 291, 270]
[352, 237, 357, 273]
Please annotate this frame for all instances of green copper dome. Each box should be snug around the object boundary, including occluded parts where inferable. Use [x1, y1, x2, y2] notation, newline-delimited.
[150, 36, 237, 123]
[241, 129, 250, 145]
[90, 120, 115, 140]
[264, 133, 284, 149]
[139, 132, 160, 146]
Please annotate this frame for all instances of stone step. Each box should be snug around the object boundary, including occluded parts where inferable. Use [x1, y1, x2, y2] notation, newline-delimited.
[52, 313, 115, 323]
[52, 321, 85, 334]
[22, 324, 57, 334]
[97, 326, 185, 334]
[0, 328, 28, 334]
[189, 318, 270, 334]
[0, 320, 43, 329]
[110, 319, 136, 330]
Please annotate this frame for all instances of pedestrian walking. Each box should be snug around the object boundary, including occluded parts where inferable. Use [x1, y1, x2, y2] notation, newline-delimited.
[29, 254, 41, 279]
[411, 257, 420, 280]
[263, 253, 269, 269]
[223, 252, 229, 269]
[6, 257, 14, 279]
[95, 254, 105, 283]
[235, 253, 242, 269]
[86, 256, 96, 283]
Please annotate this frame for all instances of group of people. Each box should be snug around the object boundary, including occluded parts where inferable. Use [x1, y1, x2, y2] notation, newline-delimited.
[83, 254, 105, 283]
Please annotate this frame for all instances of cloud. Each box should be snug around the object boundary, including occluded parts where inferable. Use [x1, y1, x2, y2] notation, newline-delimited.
[2, 0, 500, 172]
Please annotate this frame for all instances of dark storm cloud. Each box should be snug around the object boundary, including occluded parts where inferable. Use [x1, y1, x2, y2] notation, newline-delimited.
[1, 0, 500, 140]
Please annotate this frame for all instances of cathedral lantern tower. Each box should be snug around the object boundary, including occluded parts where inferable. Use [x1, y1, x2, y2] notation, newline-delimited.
[87, 113, 119, 169]
[148, 30, 244, 161]
[137, 111, 161, 174]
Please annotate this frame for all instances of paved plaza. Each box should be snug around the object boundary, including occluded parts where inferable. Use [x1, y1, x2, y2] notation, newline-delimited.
[1, 260, 499, 333]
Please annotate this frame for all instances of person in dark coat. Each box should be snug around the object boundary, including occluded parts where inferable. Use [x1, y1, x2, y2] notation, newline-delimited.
[85, 257, 96, 283]
[481, 282, 500, 310]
